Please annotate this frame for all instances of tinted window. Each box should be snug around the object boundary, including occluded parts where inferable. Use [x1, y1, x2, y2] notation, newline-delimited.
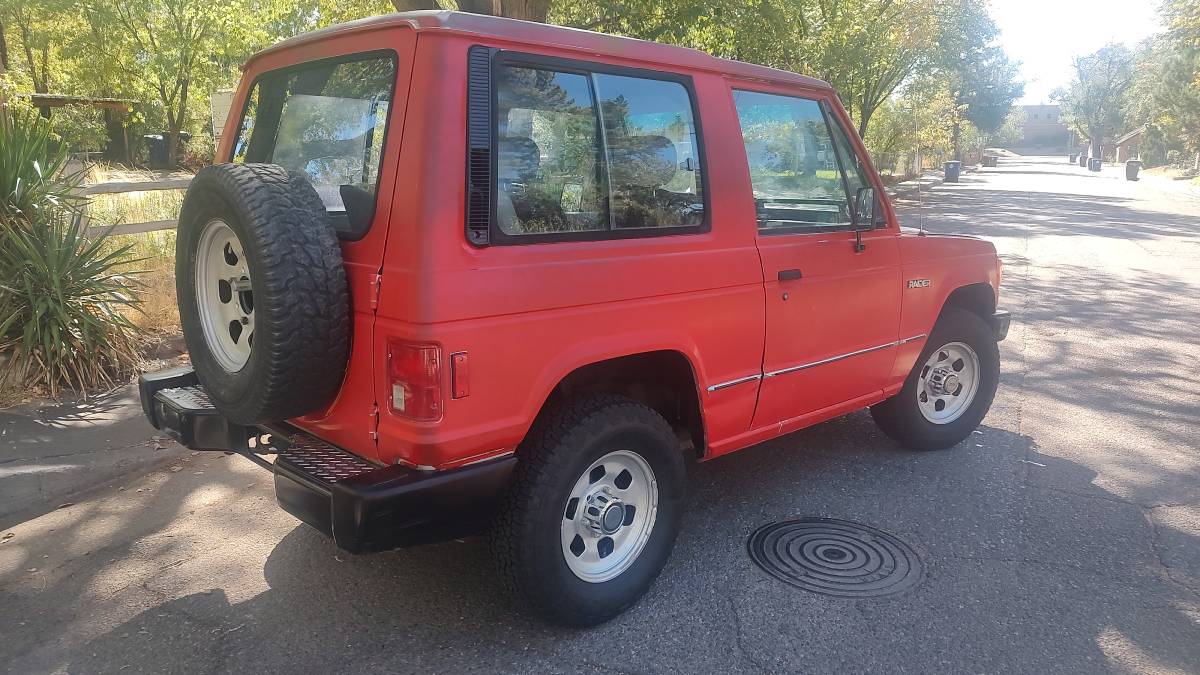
[494, 61, 704, 238]
[232, 55, 396, 220]
[733, 90, 850, 231]
[496, 67, 606, 235]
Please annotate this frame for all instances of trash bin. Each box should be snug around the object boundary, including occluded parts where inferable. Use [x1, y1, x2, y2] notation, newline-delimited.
[1125, 159, 1142, 181]
[143, 134, 167, 169]
[1088, 158, 1102, 172]
[983, 155, 998, 167]
[944, 160, 962, 182]
[1069, 153, 1079, 163]
[1078, 154, 1089, 168]
[143, 132, 192, 169]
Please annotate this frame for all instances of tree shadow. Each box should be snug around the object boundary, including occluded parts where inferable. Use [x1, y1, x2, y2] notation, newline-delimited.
[899, 188, 1198, 240]
[56, 422, 1200, 673]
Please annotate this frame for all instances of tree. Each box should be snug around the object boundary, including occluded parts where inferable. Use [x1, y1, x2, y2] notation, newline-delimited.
[927, 1, 1022, 159]
[1056, 44, 1135, 159]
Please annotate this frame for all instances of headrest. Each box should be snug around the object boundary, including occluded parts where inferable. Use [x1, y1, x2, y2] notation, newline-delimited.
[607, 135, 678, 189]
[498, 136, 540, 182]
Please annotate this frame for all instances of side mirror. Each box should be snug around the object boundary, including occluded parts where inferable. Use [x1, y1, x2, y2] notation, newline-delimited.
[854, 186, 876, 230]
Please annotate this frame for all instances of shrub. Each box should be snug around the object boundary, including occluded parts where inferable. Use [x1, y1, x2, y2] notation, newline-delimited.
[0, 108, 144, 396]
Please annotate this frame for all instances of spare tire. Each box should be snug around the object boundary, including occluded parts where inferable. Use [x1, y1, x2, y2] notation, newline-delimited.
[176, 163, 349, 425]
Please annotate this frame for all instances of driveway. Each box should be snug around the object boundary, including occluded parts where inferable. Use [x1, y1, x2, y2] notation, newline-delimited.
[2, 155, 1198, 673]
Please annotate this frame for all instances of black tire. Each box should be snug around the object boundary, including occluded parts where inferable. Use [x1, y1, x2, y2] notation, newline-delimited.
[490, 394, 686, 627]
[870, 307, 1000, 450]
[176, 163, 349, 425]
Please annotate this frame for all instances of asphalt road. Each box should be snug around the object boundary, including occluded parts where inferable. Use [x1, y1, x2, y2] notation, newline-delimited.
[2, 156, 1199, 674]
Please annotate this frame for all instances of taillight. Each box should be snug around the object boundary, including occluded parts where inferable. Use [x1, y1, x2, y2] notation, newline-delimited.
[387, 341, 442, 421]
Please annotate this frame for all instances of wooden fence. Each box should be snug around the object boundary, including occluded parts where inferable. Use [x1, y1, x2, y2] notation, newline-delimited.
[81, 176, 191, 237]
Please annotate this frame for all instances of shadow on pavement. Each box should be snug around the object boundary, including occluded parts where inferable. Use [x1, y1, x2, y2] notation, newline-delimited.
[61, 421, 1200, 673]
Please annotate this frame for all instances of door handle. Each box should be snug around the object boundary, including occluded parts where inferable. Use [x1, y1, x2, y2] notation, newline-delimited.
[778, 269, 802, 282]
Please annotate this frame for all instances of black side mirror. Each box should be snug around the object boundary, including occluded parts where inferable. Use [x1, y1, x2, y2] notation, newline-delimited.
[854, 186, 876, 231]
[340, 184, 377, 235]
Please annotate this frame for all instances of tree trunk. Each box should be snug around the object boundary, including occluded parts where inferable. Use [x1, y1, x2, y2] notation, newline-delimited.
[391, 0, 550, 22]
[951, 121, 962, 161]
[1091, 138, 1102, 159]
[167, 80, 190, 169]
[390, 0, 440, 10]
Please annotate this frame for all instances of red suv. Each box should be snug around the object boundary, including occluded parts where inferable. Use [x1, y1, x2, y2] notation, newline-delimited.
[140, 11, 1009, 626]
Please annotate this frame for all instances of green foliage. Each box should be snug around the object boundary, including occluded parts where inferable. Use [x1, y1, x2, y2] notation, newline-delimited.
[0, 109, 85, 223]
[0, 106, 143, 395]
[0, 210, 144, 395]
[1056, 44, 1135, 156]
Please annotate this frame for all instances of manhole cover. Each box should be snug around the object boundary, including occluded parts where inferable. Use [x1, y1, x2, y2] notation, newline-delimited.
[747, 518, 923, 598]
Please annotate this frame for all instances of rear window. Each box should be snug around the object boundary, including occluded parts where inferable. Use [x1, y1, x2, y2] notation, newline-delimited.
[231, 52, 397, 237]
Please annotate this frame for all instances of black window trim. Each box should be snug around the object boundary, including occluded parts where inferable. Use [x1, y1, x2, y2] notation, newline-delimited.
[228, 48, 401, 242]
[732, 87, 866, 238]
[472, 49, 712, 247]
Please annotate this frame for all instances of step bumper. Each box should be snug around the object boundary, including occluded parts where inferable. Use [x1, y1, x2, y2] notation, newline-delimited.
[138, 367, 516, 553]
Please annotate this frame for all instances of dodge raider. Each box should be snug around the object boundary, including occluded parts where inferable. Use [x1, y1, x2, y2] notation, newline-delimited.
[139, 10, 1010, 627]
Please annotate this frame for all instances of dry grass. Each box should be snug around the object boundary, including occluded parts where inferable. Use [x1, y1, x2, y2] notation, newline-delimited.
[81, 164, 184, 335]
[105, 230, 179, 334]
[83, 164, 188, 228]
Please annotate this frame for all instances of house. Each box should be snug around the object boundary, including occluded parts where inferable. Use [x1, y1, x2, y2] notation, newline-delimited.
[1114, 126, 1146, 162]
[1018, 104, 1074, 149]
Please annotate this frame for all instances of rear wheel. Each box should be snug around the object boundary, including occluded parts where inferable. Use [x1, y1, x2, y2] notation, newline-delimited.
[871, 307, 1000, 450]
[491, 394, 685, 627]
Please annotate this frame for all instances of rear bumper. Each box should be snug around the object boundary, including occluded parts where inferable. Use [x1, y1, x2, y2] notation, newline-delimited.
[989, 309, 1011, 342]
[138, 367, 516, 553]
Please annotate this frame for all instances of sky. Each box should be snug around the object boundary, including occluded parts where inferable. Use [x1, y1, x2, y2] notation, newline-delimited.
[989, 0, 1163, 104]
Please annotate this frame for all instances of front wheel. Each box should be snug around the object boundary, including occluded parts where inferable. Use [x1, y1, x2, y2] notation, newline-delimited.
[871, 307, 1000, 450]
[490, 394, 685, 627]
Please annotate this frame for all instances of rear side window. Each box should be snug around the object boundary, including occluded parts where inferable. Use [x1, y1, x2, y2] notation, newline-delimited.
[482, 55, 706, 244]
[732, 90, 853, 232]
[232, 53, 397, 237]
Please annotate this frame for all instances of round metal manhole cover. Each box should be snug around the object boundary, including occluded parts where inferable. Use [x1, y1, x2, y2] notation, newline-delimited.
[747, 518, 923, 598]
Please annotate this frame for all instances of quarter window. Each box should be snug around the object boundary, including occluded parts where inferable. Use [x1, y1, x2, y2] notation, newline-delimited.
[733, 90, 853, 232]
[494, 60, 705, 239]
[232, 54, 396, 236]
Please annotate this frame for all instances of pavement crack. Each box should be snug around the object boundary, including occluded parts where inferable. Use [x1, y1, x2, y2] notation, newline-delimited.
[729, 589, 775, 674]
[1141, 507, 1200, 601]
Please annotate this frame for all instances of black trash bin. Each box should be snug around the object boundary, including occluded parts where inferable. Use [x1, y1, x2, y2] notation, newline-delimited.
[143, 134, 166, 169]
[1125, 159, 1142, 181]
[983, 155, 998, 167]
[944, 160, 962, 182]
[143, 132, 192, 169]
[1078, 153, 1089, 167]
[1088, 158, 1102, 172]
[1069, 153, 1079, 163]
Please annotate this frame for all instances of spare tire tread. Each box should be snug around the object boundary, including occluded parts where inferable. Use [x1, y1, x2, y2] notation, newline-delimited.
[176, 163, 349, 424]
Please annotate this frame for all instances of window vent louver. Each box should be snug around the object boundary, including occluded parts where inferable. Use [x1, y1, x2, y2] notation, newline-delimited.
[465, 46, 495, 246]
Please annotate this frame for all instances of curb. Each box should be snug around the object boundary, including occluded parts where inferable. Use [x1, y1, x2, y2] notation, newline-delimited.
[886, 164, 979, 200]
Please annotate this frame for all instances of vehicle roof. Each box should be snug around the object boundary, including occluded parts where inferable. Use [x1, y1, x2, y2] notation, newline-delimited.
[246, 10, 833, 92]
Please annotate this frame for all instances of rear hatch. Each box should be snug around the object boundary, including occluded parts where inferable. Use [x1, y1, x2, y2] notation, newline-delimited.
[221, 27, 418, 462]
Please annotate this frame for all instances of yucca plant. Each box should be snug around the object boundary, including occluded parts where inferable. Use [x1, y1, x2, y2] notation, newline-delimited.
[0, 211, 144, 395]
[0, 108, 87, 225]
[0, 108, 144, 396]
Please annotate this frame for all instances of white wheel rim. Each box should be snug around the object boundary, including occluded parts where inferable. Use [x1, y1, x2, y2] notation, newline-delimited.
[560, 450, 659, 583]
[916, 341, 981, 424]
[195, 219, 254, 372]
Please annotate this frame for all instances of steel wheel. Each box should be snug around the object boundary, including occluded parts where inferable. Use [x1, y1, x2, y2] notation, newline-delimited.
[916, 341, 980, 424]
[560, 449, 659, 583]
[194, 219, 254, 372]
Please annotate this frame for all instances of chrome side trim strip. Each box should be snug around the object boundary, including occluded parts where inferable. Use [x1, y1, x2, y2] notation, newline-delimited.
[763, 334, 928, 379]
[706, 334, 927, 390]
[706, 373, 762, 392]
